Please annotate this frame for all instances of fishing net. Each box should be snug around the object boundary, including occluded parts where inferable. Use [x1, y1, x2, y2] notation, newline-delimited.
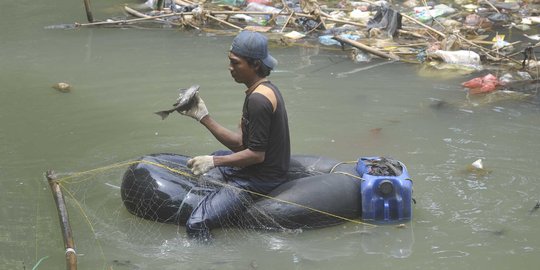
[47, 155, 390, 269]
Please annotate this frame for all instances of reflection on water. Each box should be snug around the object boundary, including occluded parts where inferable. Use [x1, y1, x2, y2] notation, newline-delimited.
[2, 1, 540, 269]
[360, 225, 415, 258]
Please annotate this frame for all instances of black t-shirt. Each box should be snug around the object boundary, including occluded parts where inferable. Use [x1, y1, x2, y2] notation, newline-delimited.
[240, 81, 290, 185]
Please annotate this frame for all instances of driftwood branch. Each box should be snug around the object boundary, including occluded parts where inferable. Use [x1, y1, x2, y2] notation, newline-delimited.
[333, 35, 400, 61]
[46, 170, 77, 270]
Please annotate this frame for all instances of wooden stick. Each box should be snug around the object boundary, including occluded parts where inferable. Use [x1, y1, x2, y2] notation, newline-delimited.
[76, 10, 312, 27]
[76, 12, 188, 26]
[124, 6, 185, 27]
[212, 10, 314, 18]
[487, 40, 521, 54]
[333, 35, 400, 61]
[46, 171, 77, 270]
[455, 33, 522, 65]
[124, 6, 154, 18]
[323, 16, 366, 27]
[483, 0, 500, 14]
[398, 29, 427, 39]
[401, 13, 446, 39]
[83, 0, 94, 23]
[507, 42, 540, 58]
[176, 0, 195, 5]
[280, 11, 295, 32]
[304, 20, 324, 35]
[280, 0, 290, 12]
[487, 40, 524, 64]
[322, 15, 426, 39]
[206, 14, 243, 30]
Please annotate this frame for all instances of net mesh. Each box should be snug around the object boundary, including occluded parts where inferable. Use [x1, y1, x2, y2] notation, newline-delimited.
[50, 157, 379, 268]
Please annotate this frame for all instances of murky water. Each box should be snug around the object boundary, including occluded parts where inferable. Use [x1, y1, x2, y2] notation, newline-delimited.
[2, 0, 540, 269]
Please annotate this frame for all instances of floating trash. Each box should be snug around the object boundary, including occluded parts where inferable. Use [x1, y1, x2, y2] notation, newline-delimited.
[52, 82, 71, 93]
[465, 158, 491, 175]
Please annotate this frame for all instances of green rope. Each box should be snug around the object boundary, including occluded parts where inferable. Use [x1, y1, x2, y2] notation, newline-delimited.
[31, 256, 49, 270]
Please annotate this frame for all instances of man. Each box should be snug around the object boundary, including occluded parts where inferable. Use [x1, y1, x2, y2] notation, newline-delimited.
[177, 31, 290, 240]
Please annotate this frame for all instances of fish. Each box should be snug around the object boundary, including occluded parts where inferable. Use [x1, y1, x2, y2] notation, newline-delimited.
[154, 85, 200, 120]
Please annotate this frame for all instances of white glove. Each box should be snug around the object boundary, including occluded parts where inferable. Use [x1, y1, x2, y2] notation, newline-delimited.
[178, 93, 209, 121]
[187, 155, 215, 176]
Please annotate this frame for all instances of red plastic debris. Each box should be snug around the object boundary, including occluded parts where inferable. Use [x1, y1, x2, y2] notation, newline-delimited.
[461, 73, 503, 94]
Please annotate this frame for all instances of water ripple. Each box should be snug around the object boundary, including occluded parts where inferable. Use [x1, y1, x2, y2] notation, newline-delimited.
[433, 249, 470, 259]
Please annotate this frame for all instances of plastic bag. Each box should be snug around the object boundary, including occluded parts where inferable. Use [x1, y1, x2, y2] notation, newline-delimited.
[245, 2, 280, 13]
[431, 50, 481, 66]
[319, 34, 360, 46]
[212, 0, 245, 7]
[462, 74, 503, 94]
[350, 9, 371, 23]
[366, 7, 402, 38]
[246, 0, 273, 5]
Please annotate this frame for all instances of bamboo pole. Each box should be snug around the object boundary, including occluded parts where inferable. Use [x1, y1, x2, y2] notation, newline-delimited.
[46, 170, 77, 270]
[333, 35, 400, 61]
[83, 0, 94, 23]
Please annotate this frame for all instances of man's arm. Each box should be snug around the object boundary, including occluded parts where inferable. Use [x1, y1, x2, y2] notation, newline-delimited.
[188, 148, 264, 175]
[213, 148, 265, 168]
[199, 115, 245, 152]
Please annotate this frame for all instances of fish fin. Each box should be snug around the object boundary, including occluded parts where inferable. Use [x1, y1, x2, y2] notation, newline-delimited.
[154, 111, 170, 120]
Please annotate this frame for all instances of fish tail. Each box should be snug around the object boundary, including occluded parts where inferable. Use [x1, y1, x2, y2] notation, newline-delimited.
[154, 111, 170, 120]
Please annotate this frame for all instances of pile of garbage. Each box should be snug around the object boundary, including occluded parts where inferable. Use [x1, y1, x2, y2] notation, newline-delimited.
[77, 0, 539, 93]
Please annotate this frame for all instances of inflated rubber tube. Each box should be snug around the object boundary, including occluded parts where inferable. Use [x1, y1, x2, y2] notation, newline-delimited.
[121, 153, 362, 230]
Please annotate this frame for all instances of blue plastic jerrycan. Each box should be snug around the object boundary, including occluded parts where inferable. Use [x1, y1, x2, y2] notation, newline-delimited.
[356, 157, 413, 223]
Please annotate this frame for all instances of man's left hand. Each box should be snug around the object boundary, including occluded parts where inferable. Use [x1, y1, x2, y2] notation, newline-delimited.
[187, 155, 215, 176]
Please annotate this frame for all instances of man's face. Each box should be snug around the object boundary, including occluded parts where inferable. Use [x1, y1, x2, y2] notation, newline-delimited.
[228, 52, 257, 84]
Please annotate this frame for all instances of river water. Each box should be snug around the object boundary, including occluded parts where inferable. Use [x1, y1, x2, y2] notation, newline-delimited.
[2, 0, 540, 269]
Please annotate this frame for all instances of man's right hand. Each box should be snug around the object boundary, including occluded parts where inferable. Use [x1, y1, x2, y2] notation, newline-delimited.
[178, 93, 209, 122]
[187, 155, 215, 176]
